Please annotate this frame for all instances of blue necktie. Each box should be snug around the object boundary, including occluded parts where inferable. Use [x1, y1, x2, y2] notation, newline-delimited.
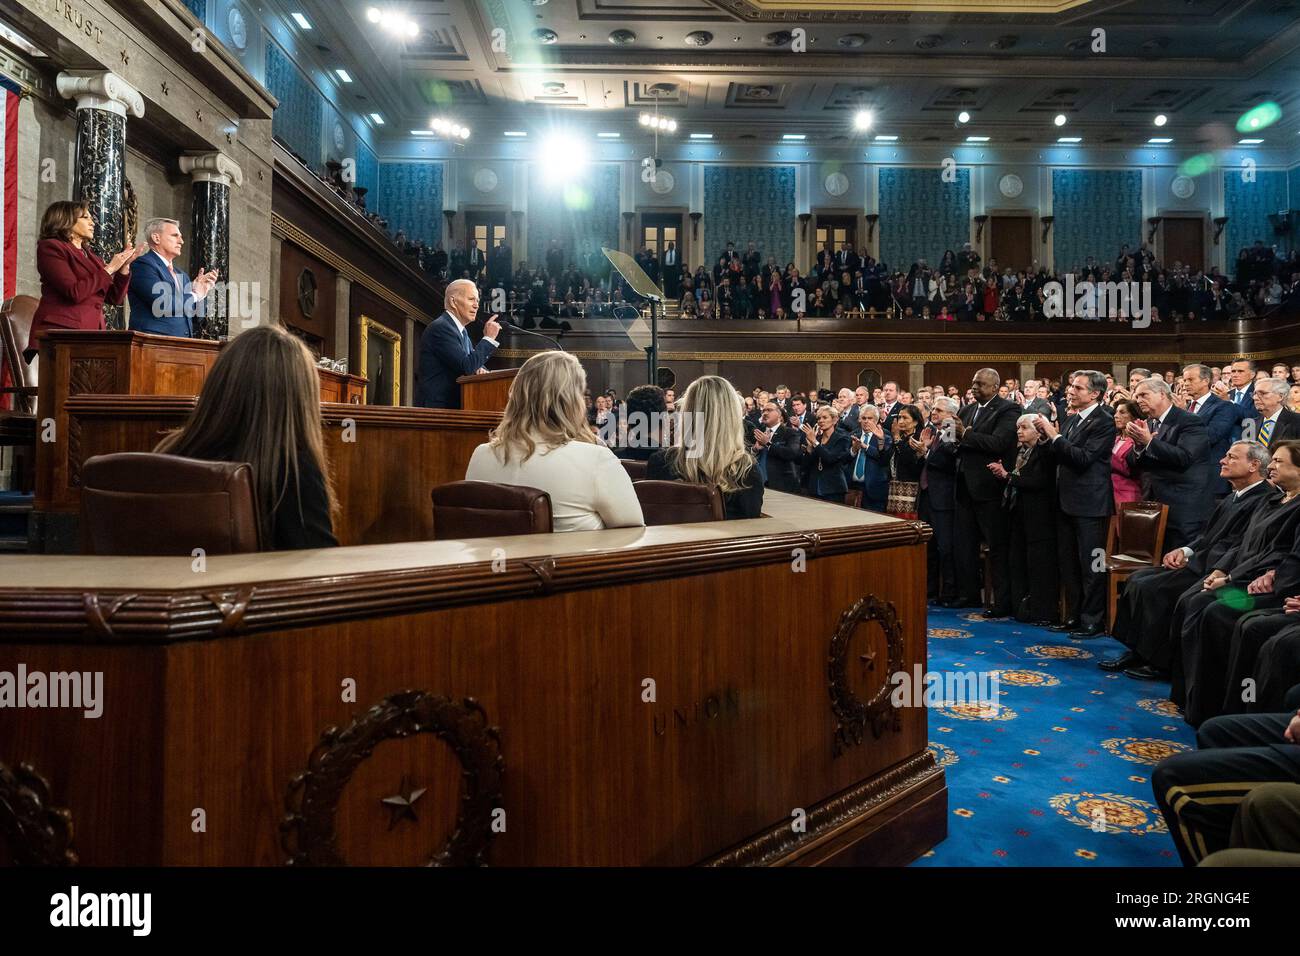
[854, 437, 868, 482]
[460, 325, 472, 355]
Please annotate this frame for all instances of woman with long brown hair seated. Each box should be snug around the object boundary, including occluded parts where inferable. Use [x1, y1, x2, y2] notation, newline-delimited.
[25, 200, 148, 360]
[155, 324, 338, 550]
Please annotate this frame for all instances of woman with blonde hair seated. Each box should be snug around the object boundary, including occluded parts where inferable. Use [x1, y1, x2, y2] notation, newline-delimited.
[466, 351, 644, 532]
[647, 374, 763, 519]
[155, 324, 338, 550]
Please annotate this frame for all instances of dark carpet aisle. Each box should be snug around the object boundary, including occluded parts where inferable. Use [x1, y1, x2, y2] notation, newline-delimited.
[912, 607, 1196, 867]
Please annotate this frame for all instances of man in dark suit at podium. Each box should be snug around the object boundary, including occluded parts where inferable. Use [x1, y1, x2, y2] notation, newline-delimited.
[416, 279, 501, 409]
[127, 217, 218, 337]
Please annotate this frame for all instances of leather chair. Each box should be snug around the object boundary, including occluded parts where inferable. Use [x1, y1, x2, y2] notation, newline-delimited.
[1106, 500, 1169, 632]
[619, 458, 648, 481]
[81, 452, 263, 555]
[431, 480, 553, 539]
[0, 296, 39, 492]
[633, 479, 724, 526]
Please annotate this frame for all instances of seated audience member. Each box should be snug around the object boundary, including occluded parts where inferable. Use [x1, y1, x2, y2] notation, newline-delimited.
[1151, 685, 1300, 866]
[750, 398, 803, 495]
[1168, 442, 1300, 711]
[846, 405, 891, 511]
[1110, 398, 1143, 511]
[127, 217, 219, 337]
[990, 413, 1059, 625]
[26, 201, 147, 361]
[799, 405, 853, 502]
[648, 374, 763, 519]
[885, 404, 925, 519]
[920, 397, 960, 604]
[1103, 441, 1276, 678]
[467, 351, 644, 532]
[609, 384, 667, 461]
[154, 324, 338, 550]
[1125, 376, 1211, 552]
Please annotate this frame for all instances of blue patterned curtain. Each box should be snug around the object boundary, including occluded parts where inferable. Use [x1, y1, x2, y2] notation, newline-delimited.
[1224, 169, 1288, 264]
[1050, 169, 1142, 274]
[182, 0, 207, 20]
[356, 141, 379, 198]
[375, 162, 443, 246]
[526, 164, 621, 267]
[265, 41, 323, 170]
[878, 167, 971, 271]
[703, 166, 796, 266]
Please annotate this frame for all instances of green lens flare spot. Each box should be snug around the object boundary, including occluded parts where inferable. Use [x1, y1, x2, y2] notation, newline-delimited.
[1216, 586, 1255, 613]
[563, 185, 592, 210]
[1178, 153, 1216, 178]
[1236, 102, 1281, 134]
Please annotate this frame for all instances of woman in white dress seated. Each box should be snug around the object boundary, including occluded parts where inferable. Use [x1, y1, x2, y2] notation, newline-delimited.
[466, 351, 645, 532]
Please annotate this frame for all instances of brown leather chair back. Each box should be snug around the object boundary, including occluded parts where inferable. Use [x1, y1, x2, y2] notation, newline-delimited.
[81, 452, 263, 555]
[1, 295, 38, 412]
[619, 458, 648, 480]
[634, 479, 725, 526]
[1109, 500, 1169, 565]
[431, 480, 553, 539]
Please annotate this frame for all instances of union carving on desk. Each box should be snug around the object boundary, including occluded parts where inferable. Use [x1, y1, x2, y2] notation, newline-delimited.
[281, 690, 504, 867]
[651, 687, 741, 737]
[828, 594, 906, 757]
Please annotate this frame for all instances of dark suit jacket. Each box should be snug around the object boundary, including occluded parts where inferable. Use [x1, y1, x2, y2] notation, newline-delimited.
[1043, 404, 1114, 518]
[1125, 404, 1211, 535]
[415, 312, 497, 409]
[1251, 407, 1300, 451]
[921, 435, 958, 511]
[955, 397, 1019, 502]
[1191, 393, 1240, 495]
[1216, 495, 1300, 584]
[1004, 443, 1056, 543]
[800, 428, 852, 498]
[1185, 480, 1278, 575]
[27, 238, 129, 359]
[127, 250, 201, 338]
[844, 430, 891, 502]
[755, 423, 803, 494]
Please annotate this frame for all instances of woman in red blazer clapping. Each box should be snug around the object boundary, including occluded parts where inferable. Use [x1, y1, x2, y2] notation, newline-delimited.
[24, 201, 147, 361]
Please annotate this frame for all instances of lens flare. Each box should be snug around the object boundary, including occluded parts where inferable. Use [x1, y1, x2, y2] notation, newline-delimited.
[1236, 102, 1281, 134]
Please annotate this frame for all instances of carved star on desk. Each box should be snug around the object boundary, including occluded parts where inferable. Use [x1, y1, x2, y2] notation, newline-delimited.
[381, 775, 427, 830]
[859, 648, 877, 671]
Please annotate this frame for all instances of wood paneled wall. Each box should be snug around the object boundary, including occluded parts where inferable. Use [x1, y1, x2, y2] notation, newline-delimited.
[279, 242, 337, 352]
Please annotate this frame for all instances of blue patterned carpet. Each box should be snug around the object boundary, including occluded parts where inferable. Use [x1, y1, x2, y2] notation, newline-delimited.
[912, 607, 1196, 867]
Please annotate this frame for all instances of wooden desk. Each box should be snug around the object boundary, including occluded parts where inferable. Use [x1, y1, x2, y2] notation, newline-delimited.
[31, 331, 368, 551]
[457, 367, 516, 412]
[0, 494, 944, 866]
[41, 395, 498, 546]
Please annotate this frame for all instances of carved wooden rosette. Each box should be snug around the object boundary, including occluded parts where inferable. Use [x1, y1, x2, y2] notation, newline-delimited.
[281, 692, 504, 866]
[67, 356, 120, 488]
[827, 595, 905, 756]
[0, 761, 78, 866]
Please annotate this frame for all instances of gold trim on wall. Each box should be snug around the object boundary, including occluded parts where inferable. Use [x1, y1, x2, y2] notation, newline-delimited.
[496, 349, 1208, 363]
[359, 315, 402, 406]
[272, 214, 434, 323]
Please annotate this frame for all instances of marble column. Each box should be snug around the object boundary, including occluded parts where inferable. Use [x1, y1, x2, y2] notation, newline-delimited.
[56, 72, 145, 330]
[179, 153, 244, 339]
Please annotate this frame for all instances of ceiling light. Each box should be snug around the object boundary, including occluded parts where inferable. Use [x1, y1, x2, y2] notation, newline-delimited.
[667, 119, 677, 132]
[407, 22, 419, 38]
[411, 130, 433, 136]
[638, 113, 651, 126]
[335, 69, 352, 83]
[366, 7, 381, 22]
[782, 133, 806, 140]
[368, 7, 419, 38]
[1148, 136, 1172, 144]
[853, 110, 874, 131]
[689, 132, 713, 139]
[965, 135, 989, 142]
[537, 133, 589, 182]
[873, 134, 898, 142]
[957, 111, 971, 124]
[1057, 136, 1082, 143]
[291, 12, 312, 29]
[459, 127, 470, 140]
[1238, 138, 1264, 145]
[504, 131, 528, 137]
[369, 113, 384, 125]
[1053, 113, 1067, 127]
[597, 132, 620, 138]
[1154, 114, 1168, 126]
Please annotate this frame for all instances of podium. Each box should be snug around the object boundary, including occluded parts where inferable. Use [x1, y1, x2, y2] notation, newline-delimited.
[457, 367, 517, 412]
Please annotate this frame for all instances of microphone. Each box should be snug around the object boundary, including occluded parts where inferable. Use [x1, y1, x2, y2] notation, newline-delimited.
[497, 315, 565, 351]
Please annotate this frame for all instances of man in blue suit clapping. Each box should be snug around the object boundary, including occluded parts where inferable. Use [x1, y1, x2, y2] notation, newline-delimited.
[127, 218, 218, 338]
[416, 279, 501, 409]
